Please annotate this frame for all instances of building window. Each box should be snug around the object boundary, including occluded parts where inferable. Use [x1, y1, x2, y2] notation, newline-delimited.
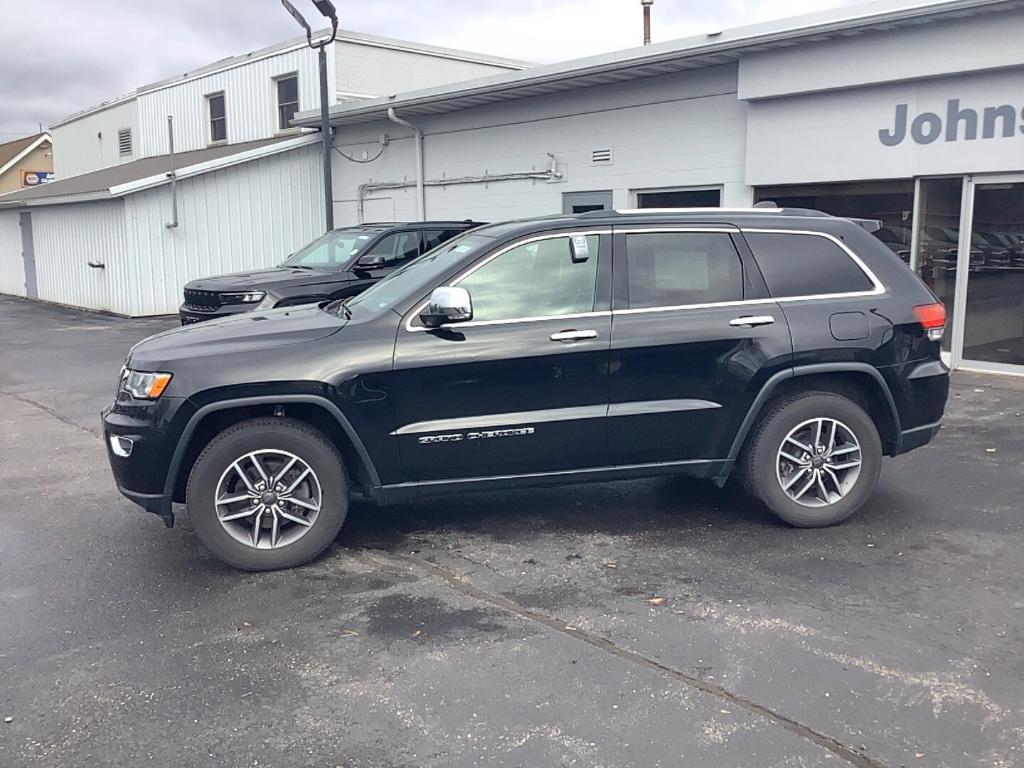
[208, 92, 227, 143]
[634, 187, 721, 208]
[117, 128, 132, 157]
[276, 75, 299, 131]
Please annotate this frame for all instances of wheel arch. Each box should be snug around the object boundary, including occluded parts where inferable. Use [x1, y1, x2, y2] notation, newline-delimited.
[717, 363, 902, 486]
[167, 395, 381, 504]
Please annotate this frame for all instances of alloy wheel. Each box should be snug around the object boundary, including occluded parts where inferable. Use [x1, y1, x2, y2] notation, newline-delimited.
[776, 417, 862, 508]
[214, 450, 322, 549]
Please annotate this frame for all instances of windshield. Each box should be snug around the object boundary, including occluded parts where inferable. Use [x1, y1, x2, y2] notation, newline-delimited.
[281, 229, 381, 268]
[343, 233, 494, 314]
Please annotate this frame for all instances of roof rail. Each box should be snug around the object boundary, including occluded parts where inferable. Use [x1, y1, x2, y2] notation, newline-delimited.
[577, 206, 837, 218]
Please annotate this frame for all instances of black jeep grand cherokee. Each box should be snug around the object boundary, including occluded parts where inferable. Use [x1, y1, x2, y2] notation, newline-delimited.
[104, 208, 949, 571]
[179, 221, 479, 324]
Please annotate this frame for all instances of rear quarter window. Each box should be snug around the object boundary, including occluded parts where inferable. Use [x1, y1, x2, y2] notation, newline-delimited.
[745, 232, 875, 298]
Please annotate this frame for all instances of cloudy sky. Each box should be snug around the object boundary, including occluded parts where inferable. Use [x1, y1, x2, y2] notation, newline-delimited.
[1, 0, 866, 139]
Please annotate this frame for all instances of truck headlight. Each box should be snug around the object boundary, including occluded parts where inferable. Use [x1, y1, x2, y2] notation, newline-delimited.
[122, 369, 173, 400]
[221, 291, 266, 304]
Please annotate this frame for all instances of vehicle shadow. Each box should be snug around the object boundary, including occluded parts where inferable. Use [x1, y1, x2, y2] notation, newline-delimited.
[337, 475, 779, 552]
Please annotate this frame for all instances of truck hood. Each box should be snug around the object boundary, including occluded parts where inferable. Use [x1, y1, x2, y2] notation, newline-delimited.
[186, 266, 352, 293]
[128, 304, 347, 370]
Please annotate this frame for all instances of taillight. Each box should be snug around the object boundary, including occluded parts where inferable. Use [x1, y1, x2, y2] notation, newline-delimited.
[913, 303, 946, 342]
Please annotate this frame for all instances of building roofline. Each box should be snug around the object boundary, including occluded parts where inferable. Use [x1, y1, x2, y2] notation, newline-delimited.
[295, 0, 1021, 127]
[0, 133, 52, 178]
[0, 134, 319, 209]
[50, 28, 533, 130]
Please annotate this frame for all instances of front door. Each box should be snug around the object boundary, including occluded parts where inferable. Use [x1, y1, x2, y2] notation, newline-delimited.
[19, 211, 37, 299]
[393, 230, 612, 482]
[608, 228, 793, 465]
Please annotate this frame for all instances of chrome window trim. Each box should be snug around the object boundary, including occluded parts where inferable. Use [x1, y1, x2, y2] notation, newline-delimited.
[405, 229, 611, 332]
[740, 228, 886, 298]
[403, 226, 886, 329]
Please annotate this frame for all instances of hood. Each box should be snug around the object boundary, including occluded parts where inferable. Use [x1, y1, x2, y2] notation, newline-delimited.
[185, 266, 351, 293]
[128, 304, 347, 370]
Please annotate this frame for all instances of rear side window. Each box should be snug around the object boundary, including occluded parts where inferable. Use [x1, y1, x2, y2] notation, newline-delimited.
[625, 232, 744, 309]
[421, 229, 463, 253]
[746, 232, 875, 298]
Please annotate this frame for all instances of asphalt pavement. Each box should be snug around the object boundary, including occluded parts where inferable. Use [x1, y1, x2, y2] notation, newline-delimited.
[2, 294, 1023, 768]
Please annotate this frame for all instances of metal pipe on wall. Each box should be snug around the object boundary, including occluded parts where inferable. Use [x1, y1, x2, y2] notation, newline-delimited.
[386, 107, 425, 221]
[642, 0, 653, 45]
[165, 116, 179, 229]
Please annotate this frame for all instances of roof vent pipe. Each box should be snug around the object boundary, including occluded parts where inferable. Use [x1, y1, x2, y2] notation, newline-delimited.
[386, 107, 425, 221]
[642, 0, 653, 45]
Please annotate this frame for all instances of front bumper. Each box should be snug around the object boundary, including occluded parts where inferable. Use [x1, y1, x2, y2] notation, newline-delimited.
[102, 399, 184, 527]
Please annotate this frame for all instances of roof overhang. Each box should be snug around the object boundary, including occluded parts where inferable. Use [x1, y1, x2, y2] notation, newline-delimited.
[295, 0, 1023, 128]
[0, 134, 320, 209]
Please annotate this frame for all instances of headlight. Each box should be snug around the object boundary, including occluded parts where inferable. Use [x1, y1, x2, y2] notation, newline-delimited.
[122, 369, 173, 400]
[221, 291, 266, 304]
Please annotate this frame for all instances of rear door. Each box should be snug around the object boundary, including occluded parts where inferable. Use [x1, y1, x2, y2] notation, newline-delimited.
[392, 229, 613, 482]
[608, 226, 793, 465]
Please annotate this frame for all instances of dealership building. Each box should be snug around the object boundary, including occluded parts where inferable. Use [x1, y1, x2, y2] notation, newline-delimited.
[2, 0, 1024, 374]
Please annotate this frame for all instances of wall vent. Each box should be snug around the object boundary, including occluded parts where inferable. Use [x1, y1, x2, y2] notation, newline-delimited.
[118, 128, 132, 157]
[591, 148, 613, 165]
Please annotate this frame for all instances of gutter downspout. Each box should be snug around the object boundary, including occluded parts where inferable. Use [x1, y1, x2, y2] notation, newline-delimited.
[165, 115, 179, 229]
[386, 107, 424, 221]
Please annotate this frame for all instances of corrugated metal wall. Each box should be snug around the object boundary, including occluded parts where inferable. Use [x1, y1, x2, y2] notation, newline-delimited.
[334, 40, 520, 96]
[50, 99, 139, 179]
[136, 46, 329, 158]
[122, 143, 324, 315]
[30, 201, 127, 312]
[0, 210, 26, 297]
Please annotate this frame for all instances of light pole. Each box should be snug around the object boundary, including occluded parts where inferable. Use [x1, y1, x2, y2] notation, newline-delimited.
[281, 0, 338, 231]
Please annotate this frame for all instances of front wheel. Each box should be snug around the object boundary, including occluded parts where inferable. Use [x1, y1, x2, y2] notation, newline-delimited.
[741, 392, 882, 527]
[186, 418, 348, 570]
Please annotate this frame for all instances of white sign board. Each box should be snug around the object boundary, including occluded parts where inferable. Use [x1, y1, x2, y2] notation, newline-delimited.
[745, 68, 1024, 186]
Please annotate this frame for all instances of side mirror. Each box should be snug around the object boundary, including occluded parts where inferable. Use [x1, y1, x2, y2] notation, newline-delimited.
[356, 254, 386, 268]
[420, 286, 472, 328]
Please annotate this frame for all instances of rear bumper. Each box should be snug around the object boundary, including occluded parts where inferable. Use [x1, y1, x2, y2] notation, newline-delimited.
[896, 420, 942, 455]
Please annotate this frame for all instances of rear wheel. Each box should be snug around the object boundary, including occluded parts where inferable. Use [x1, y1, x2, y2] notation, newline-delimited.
[186, 418, 348, 570]
[741, 392, 882, 527]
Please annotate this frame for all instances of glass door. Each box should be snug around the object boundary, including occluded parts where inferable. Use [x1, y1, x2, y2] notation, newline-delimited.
[957, 174, 1024, 373]
[911, 177, 965, 355]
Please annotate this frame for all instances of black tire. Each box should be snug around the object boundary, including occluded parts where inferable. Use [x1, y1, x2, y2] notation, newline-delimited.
[186, 418, 348, 571]
[740, 392, 882, 528]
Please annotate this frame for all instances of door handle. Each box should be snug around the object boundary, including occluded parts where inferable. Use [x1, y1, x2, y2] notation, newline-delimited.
[729, 315, 775, 328]
[550, 329, 598, 343]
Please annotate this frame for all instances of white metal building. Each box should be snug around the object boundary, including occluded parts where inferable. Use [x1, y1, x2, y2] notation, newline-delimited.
[49, 29, 529, 179]
[0, 30, 529, 316]
[302, 0, 1024, 375]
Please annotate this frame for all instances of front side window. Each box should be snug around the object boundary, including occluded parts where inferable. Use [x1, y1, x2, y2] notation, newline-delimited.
[276, 75, 299, 131]
[208, 93, 226, 143]
[625, 232, 743, 309]
[458, 235, 600, 323]
[361, 231, 422, 267]
[745, 232, 875, 298]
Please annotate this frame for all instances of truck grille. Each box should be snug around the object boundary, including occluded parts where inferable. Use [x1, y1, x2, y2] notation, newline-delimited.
[183, 288, 223, 311]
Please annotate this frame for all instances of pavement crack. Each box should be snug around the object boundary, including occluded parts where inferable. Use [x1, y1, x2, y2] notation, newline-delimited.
[358, 548, 889, 768]
[0, 390, 101, 438]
